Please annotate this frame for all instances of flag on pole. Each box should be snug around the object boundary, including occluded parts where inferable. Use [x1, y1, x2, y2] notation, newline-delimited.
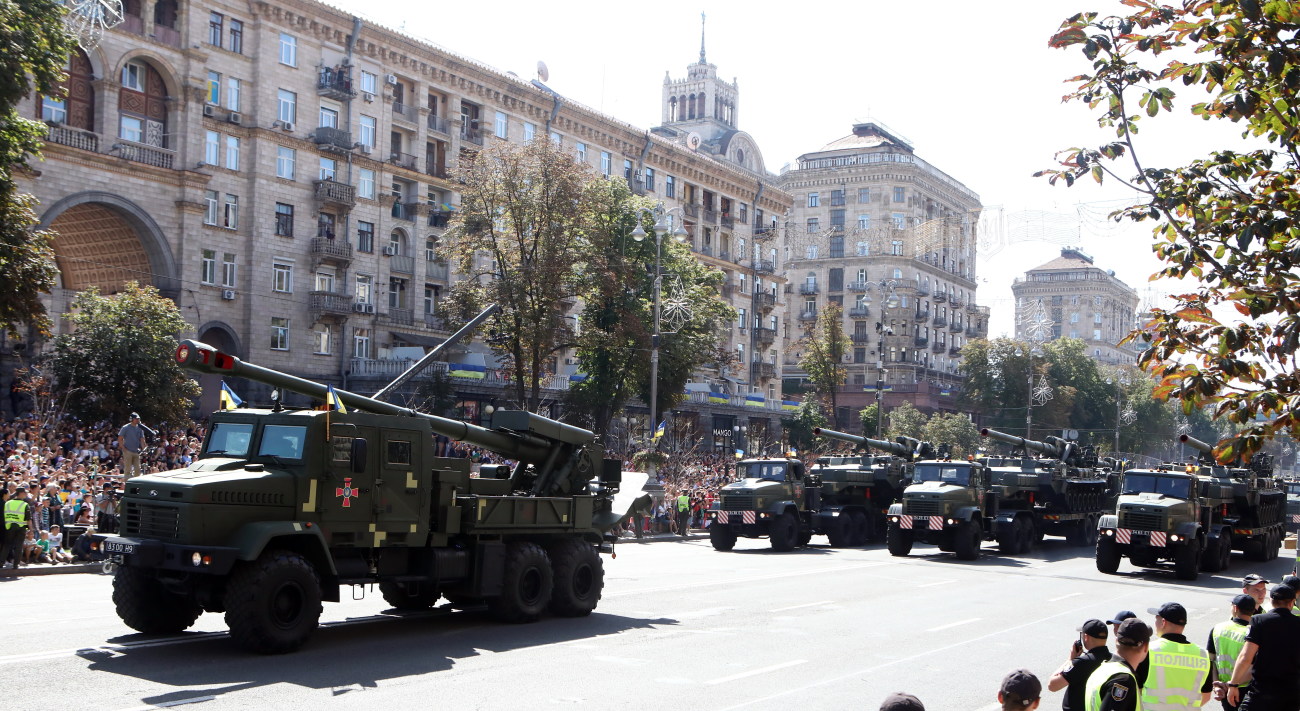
[219, 381, 244, 410]
[326, 384, 347, 413]
[652, 420, 666, 440]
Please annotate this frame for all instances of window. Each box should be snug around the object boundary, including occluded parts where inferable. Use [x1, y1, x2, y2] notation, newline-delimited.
[829, 268, 844, 291]
[856, 241, 869, 256]
[893, 186, 905, 202]
[740, 203, 748, 222]
[274, 261, 295, 292]
[858, 214, 871, 230]
[224, 135, 240, 170]
[207, 71, 221, 105]
[223, 194, 238, 229]
[388, 277, 407, 308]
[314, 325, 332, 355]
[121, 62, 144, 91]
[274, 203, 294, 237]
[355, 274, 373, 304]
[276, 146, 295, 179]
[803, 298, 816, 314]
[830, 209, 846, 230]
[1094, 312, 1103, 324]
[201, 249, 217, 284]
[807, 193, 819, 208]
[208, 12, 223, 46]
[549, 130, 561, 146]
[830, 189, 845, 206]
[829, 235, 844, 258]
[644, 167, 655, 191]
[219, 252, 236, 287]
[357, 222, 374, 252]
[353, 328, 371, 359]
[277, 90, 296, 124]
[494, 111, 508, 138]
[318, 212, 336, 240]
[358, 168, 376, 199]
[271, 317, 290, 350]
[892, 213, 906, 230]
[1093, 328, 1102, 340]
[226, 77, 241, 111]
[229, 19, 243, 54]
[359, 115, 376, 147]
[279, 33, 297, 66]
[737, 308, 747, 329]
[893, 268, 903, 279]
[665, 175, 675, 198]
[805, 244, 819, 259]
[858, 187, 871, 203]
[600, 151, 611, 176]
[204, 131, 220, 165]
[1070, 312, 1080, 324]
[319, 157, 336, 181]
[119, 115, 143, 142]
[624, 159, 633, 181]
[360, 71, 376, 95]
[576, 142, 586, 163]
[524, 122, 536, 142]
[319, 105, 338, 129]
[314, 269, 335, 293]
[806, 218, 819, 233]
[40, 93, 66, 123]
[423, 285, 438, 315]
[203, 190, 219, 225]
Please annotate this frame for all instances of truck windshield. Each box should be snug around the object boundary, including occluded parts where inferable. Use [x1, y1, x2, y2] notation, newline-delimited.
[914, 464, 970, 486]
[1285, 482, 1300, 497]
[206, 422, 254, 457]
[1122, 473, 1191, 499]
[737, 462, 788, 481]
[258, 425, 308, 460]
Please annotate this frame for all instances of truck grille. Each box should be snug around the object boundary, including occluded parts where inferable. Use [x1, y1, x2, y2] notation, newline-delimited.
[1119, 511, 1163, 531]
[721, 495, 756, 510]
[905, 499, 942, 517]
[123, 502, 182, 540]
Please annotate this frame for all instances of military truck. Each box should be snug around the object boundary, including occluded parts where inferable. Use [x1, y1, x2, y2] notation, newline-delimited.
[883, 456, 993, 560]
[811, 427, 927, 545]
[979, 428, 1116, 553]
[1284, 478, 1300, 533]
[706, 458, 826, 551]
[1095, 435, 1285, 581]
[89, 340, 647, 653]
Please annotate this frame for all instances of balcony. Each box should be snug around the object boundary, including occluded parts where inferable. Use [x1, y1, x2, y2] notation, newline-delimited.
[754, 224, 774, 238]
[949, 347, 962, 357]
[721, 281, 735, 297]
[424, 313, 448, 331]
[721, 214, 735, 229]
[111, 141, 173, 169]
[390, 152, 418, 171]
[933, 292, 947, 303]
[914, 337, 929, 348]
[931, 341, 946, 353]
[916, 284, 930, 297]
[310, 237, 353, 265]
[750, 361, 776, 379]
[932, 316, 948, 328]
[428, 210, 452, 228]
[152, 23, 180, 47]
[389, 254, 415, 275]
[847, 281, 869, 292]
[950, 320, 963, 332]
[967, 301, 981, 313]
[798, 283, 819, 295]
[754, 292, 776, 310]
[950, 297, 964, 309]
[427, 114, 451, 135]
[122, 14, 144, 35]
[312, 126, 354, 153]
[915, 309, 931, 323]
[309, 291, 353, 318]
[425, 164, 450, 179]
[313, 179, 356, 209]
[848, 306, 870, 318]
[316, 66, 356, 100]
[460, 126, 483, 146]
[702, 209, 719, 225]
[754, 327, 777, 345]
[392, 101, 418, 125]
[698, 245, 713, 257]
[426, 260, 449, 281]
[719, 250, 731, 261]
[798, 310, 817, 321]
[44, 124, 99, 152]
[755, 260, 775, 274]
[384, 307, 415, 326]
[391, 202, 415, 222]
[682, 203, 699, 218]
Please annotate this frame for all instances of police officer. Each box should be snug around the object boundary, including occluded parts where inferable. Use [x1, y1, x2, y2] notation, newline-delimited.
[2, 487, 32, 569]
[1240, 574, 1268, 614]
[675, 489, 690, 537]
[1206, 594, 1256, 710]
[1050, 619, 1115, 711]
[1226, 583, 1300, 710]
[1141, 602, 1212, 709]
[1085, 618, 1152, 711]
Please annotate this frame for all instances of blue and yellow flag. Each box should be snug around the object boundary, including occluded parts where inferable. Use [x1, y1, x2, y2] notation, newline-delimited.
[449, 363, 487, 379]
[781, 399, 799, 411]
[325, 384, 347, 413]
[708, 392, 728, 404]
[734, 449, 744, 460]
[745, 393, 765, 407]
[652, 420, 666, 440]
[219, 381, 244, 410]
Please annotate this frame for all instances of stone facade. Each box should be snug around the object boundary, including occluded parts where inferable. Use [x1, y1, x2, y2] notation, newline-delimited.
[1011, 248, 1139, 365]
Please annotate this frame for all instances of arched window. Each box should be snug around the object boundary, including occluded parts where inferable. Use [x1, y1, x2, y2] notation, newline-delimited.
[389, 228, 407, 256]
[118, 58, 170, 147]
[668, 96, 678, 122]
[39, 48, 95, 131]
[688, 93, 696, 120]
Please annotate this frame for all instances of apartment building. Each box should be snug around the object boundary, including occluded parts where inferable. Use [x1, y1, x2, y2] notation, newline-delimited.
[1011, 248, 1139, 365]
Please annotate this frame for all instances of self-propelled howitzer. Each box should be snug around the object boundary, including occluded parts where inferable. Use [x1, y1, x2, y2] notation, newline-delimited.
[807, 427, 929, 544]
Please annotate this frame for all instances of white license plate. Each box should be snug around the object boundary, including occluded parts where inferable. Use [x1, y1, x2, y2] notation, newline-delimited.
[104, 541, 136, 555]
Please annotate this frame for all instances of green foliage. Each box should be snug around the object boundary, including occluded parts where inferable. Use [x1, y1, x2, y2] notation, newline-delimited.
[1040, 1, 1300, 463]
[858, 403, 880, 439]
[48, 282, 199, 426]
[922, 413, 981, 458]
[886, 402, 927, 440]
[782, 399, 827, 454]
[796, 301, 851, 429]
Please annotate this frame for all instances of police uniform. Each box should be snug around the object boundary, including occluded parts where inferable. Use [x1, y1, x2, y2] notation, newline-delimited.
[1206, 611, 1251, 711]
[1141, 603, 1213, 710]
[2, 494, 31, 568]
[1085, 659, 1143, 711]
[675, 493, 690, 536]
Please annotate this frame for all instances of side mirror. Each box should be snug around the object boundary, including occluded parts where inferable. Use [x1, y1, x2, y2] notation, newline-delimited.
[350, 437, 367, 474]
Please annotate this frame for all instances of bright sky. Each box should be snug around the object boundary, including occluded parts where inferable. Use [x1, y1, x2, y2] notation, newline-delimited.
[328, 0, 1246, 337]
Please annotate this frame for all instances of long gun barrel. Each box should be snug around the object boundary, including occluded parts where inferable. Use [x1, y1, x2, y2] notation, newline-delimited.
[980, 428, 1064, 458]
[813, 427, 916, 459]
[1179, 434, 1214, 455]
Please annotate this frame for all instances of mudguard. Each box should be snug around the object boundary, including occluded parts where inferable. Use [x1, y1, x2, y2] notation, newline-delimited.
[230, 521, 336, 576]
[1173, 521, 1201, 541]
[887, 503, 903, 516]
[955, 506, 982, 523]
[1098, 514, 1118, 529]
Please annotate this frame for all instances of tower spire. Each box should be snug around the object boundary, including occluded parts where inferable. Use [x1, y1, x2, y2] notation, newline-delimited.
[699, 12, 707, 63]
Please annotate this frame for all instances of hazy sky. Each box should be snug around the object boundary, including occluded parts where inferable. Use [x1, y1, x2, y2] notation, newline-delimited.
[328, 0, 1242, 337]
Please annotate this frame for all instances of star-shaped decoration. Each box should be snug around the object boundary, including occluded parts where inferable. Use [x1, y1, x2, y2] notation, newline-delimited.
[1120, 406, 1137, 426]
[65, 0, 124, 49]
[659, 277, 693, 330]
[1032, 375, 1054, 406]
[1021, 299, 1055, 345]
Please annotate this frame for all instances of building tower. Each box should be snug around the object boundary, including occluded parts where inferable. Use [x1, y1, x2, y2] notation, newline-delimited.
[1011, 247, 1139, 365]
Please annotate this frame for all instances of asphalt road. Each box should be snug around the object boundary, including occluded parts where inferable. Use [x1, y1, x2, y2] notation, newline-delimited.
[1, 535, 1295, 711]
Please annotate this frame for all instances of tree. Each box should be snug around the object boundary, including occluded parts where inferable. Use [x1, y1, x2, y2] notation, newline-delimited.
[923, 412, 981, 458]
[47, 282, 199, 425]
[783, 399, 827, 455]
[0, 0, 75, 336]
[887, 402, 927, 440]
[858, 403, 880, 440]
[1040, 1, 1300, 462]
[796, 301, 851, 429]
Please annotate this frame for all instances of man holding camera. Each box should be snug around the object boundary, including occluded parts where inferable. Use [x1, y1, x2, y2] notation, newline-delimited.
[1049, 618, 1114, 711]
[1085, 618, 1152, 711]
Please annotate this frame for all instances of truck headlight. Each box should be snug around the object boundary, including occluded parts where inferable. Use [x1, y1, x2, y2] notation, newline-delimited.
[1169, 534, 1181, 542]
[191, 552, 202, 566]
[1104, 529, 1114, 537]
[946, 518, 956, 525]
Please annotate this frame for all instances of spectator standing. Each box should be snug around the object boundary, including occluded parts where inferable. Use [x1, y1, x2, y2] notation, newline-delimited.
[999, 668, 1042, 710]
[1049, 619, 1114, 711]
[96, 482, 119, 533]
[1085, 618, 1152, 711]
[2, 485, 32, 568]
[118, 412, 148, 480]
[1226, 583, 1300, 710]
[43, 483, 63, 528]
[1207, 594, 1256, 710]
[1141, 602, 1213, 708]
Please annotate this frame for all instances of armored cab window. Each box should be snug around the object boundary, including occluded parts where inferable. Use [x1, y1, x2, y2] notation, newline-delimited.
[1121, 473, 1191, 499]
[386, 440, 412, 465]
[206, 422, 253, 457]
[258, 425, 307, 459]
[915, 464, 971, 486]
[331, 436, 353, 462]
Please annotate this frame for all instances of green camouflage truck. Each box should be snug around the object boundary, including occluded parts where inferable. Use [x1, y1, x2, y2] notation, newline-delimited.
[706, 458, 825, 552]
[884, 456, 993, 560]
[90, 340, 647, 653]
[811, 427, 928, 545]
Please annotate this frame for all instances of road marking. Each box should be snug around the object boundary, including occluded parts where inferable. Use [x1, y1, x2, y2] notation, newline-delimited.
[918, 579, 953, 588]
[607, 561, 892, 598]
[1050, 592, 1083, 602]
[926, 617, 980, 632]
[770, 600, 831, 613]
[115, 695, 216, 711]
[707, 660, 808, 685]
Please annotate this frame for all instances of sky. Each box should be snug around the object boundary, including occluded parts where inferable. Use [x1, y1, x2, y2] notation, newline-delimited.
[327, 0, 1245, 337]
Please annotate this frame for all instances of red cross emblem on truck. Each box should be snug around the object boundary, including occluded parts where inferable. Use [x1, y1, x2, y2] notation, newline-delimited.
[336, 478, 356, 508]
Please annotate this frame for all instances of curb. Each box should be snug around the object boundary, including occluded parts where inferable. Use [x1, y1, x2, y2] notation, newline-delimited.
[0, 562, 102, 578]
[617, 531, 709, 543]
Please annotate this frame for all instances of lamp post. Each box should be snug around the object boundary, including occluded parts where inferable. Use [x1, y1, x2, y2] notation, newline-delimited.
[871, 280, 899, 439]
[631, 203, 688, 447]
[1020, 299, 1054, 440]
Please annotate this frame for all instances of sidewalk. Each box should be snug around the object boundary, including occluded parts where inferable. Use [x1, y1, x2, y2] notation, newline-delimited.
[0, 562, 102, 578]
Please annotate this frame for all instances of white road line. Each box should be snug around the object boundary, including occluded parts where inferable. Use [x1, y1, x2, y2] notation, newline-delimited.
[926, 617, 980, 632]
[1050, 592, 1084, 602]
[707, 660, 808, 686]
[918, 579, 953, 588]
[769, 600, 832, 613]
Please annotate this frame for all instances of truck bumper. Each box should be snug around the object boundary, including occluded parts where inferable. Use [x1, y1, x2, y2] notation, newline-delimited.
[710, 511, 771, 538]
[90, 535, 240, 575]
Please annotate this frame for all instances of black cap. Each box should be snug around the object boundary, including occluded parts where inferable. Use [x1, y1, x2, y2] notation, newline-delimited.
[129, 412, 140, 419]
[1281, 575, 1300, 591]
[1231, 594, 1258, 614]
[1243, 573, 1269, 586]
[879, 692, 925, 711]
[1117, 618, 1152, 646]
[1077, 618, 1109, 638]
[1000, 669, 1042, 705]
[1107, 610, 1138, 625]
[1149, 602, 1188, 626]
[1269, 583, 1297, 601]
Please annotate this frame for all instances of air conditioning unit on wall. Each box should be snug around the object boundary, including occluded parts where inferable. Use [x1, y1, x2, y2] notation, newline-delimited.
[383, 245, 397, 256]
[221, 289, 236, 300]
[202, 104, 215, 117]
[227, 111, 242, 125]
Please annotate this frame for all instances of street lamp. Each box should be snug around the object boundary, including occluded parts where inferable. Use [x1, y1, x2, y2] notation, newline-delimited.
[1105, 370, 1134, 454]
[869, 280, 900, 439]
[631, 202, 688, 447]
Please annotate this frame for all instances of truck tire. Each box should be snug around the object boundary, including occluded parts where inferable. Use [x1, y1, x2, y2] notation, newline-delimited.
[1083, 514, 1099, 546]
[710, 524, 737, 551]
[112, 567, 202, 634]
[998, 521, 1022, 555]
[886, 521, 912, 557]
[223, 550, 323, 654]
[826, 515, 851, 548]
[1218, 533, 1232, 570]
[1267, 528, 1281, 560]
[548, 540, 603, 617]
[769, 512, 799, 552]
[1174, 540, 1201, 581]
[489, 542, 553, 623]
[380, 581, 441, 611]
[1019, 516, 1037, 552]
[851, 511, 872, 546]
[1243, 537, 1266, 562]
[1096, 536, 1121, 574]
[953, 520, 981, 561]
[1200, 537, 1223, 573]
[797, 528, 813, 547]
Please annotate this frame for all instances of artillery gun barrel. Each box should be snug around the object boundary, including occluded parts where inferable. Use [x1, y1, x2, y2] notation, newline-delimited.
[1179, 434, 1214, 454]
[176, 340, 569, 465]
[980, 428, 1063, 457]
[813, 427, 911, 457]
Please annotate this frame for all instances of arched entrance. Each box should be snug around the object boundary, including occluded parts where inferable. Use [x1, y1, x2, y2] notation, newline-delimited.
[38, 191, 179, 301]
[195, 323, 241, 415]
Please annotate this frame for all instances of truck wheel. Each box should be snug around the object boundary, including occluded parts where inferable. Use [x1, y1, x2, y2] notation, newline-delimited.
[851, 511, 873, 546]
[998, 521, 1022, 555]
[769, 512, 798, 552]
[1243, 537, 1266, 562]
[489, 542, 553, 623]
[379, 581, 441, 611]
[1083, 515, 1099, 546]
[797, 528, 813, 547]
[112, 567, 202, 634]
[1218, 533, 1232, 570]
[710, 524, 737, 551]
[1267, 528, 1281, 560]
[548, 539, 603, 617]
[1199, 537, 1222, 573]
[1174, 540, 1201, 581]
[826, 515, 851, 548]
[1096, 536, 1120, 574]
[1019, 517, 1037, 552]
[223, 550, 323, 654]
[886, 521, 912, 557]
[953, 520, 981, 561]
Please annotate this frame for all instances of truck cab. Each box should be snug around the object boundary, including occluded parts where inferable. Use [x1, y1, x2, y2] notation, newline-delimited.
[708, 458, 819, 552]
[885, 459, 991, 560]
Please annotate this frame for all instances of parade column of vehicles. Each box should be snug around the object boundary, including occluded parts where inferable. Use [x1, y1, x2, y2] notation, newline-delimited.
[89, 340, 648, 654]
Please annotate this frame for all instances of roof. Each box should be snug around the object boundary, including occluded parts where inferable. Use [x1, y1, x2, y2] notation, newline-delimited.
[813, 132, 894, 153]
[1029, 248, 1097, 272]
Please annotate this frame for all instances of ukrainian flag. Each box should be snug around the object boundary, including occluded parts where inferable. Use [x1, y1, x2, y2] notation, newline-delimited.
[781, 400, 799, 411]
[940, 388, 952, 397]
[745, 393, 765, 407]
[325, 384, 347, 413]
[652, 420, 666, 440]
[865, 383, 893, 392]
[449, 363, 487, 379]
[219, 381, 244, 410]
[568, 372, 588, 382]
[708, 392, 728, 404]
[734, 449, 744, 459]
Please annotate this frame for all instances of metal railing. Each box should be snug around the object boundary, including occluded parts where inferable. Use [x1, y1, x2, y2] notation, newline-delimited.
[850, 333, 873, 344]
[384, 307, 414, 326]
[113, 141, 173, 169]
[914, 337, 929, 347]
[754, 292, 776, 309]
[848, 306, 870, 317]
[799, 283, 819, 295]
[390, 152, 418, 171]
[754, 327, 777, 344]
[932, 316, 948, 328]
[391, 202, 415, 221]
[460, 126, 483, 145]
[312, 126, 354, 151]
[44, 124, 98, 152]
[721, 214, 734, 228]
[428, 211, 451, 227]
[755, 260, 776, 274]
[316, 67, 355, 99]
[427, 115, 450, 134]
[798, 310, 817, 321]
[847, 281, 869, 292]
[389, 254, 415, 274]
[392, 102, 418, 123]
[425, 261, 449, 280]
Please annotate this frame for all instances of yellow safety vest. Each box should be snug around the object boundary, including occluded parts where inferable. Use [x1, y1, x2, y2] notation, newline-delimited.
[1086, 660, 1142, 711]
[4, 498, 28, 529]
[1208, 620, 1248, 685]
[1139, 637, 1210, 710]
[676, 494, 690, 512]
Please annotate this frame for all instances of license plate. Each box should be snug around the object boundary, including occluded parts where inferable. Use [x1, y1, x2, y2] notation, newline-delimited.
[104, 541, 136, 555]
